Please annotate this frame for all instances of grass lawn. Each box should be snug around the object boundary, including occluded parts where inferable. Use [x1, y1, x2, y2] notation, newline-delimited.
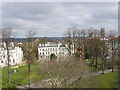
[1, 60, 85, 88]
[2, 62, 47, 88]
[1, 61, 119, 88]
[72, 71, 118, 88]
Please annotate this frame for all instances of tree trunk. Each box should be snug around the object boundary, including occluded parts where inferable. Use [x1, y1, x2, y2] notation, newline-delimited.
[91, 61, 93, 77]
[91, 56, 94, 77]
[102, 58, 104, 74]
[8, 63, 10, 85]
[6, 44, 10, 85]
[112, 58, 114, 72]
[95, 58, 98, 71]
[79, 45, 81, 61]
[102, 52, 105, 74]
[112, 42, 114, 72]
[112, 66, 114, 72]
[28, 64, 31, 88]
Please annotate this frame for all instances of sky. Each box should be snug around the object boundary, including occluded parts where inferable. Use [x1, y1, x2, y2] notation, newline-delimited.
[2, 2, 118, 38]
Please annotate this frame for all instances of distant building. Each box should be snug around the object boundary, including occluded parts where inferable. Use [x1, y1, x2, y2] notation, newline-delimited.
[0, 42, 23, 67]
[100, 37, 119, 59]
[107, 37, 119, 58]
[100, 28, 105, 38]
[38, 42, 74, 61]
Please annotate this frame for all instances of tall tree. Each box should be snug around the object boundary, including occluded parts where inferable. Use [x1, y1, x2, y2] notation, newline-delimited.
[76, 29, 82, 59]
[24, 30, 36, 88]
[100, 40, 108, 74]
[76, 29, 87, 60]
[85, 29, 102, 71]
[1, 27, 14, 85]
[71, 27, 77, 52]
[80, 29, 87, 60]
[63, 27, 72, 56]
[85, 38, 100, 70]
[110, 39, 116, 72]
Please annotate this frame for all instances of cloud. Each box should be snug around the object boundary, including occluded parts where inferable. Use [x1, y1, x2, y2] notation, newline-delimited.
[2, 2, 118, 37]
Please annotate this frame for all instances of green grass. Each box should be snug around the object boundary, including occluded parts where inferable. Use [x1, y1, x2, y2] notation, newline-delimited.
[2, 62, 46, 88]
[93, 72, 118, 88]
[1, 60, 84, 88]
[72, 71, 118, 88]
[1, 61, 119, 88]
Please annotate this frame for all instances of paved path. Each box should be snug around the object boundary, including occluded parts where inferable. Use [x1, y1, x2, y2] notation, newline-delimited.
[92, 69, 112, 76]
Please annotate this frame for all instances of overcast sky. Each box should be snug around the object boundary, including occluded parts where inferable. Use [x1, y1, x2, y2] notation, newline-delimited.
[2, 2, 118, 38]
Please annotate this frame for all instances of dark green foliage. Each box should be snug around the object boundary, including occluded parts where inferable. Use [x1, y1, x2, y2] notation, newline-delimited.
[50, 54, 57, 60]
[75, 52, 80, 58]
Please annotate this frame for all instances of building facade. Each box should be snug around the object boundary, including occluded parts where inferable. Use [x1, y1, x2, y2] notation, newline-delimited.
[0, 42, 23, 67]
[38, 42, 74, 61]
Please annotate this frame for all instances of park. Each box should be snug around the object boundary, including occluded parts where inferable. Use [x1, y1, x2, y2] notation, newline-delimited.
[1, 59, 119, 88]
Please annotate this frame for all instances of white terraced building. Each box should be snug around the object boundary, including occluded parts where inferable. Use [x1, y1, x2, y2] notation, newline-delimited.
[38, 42, 74, 61]
[0, 42, 23, 67]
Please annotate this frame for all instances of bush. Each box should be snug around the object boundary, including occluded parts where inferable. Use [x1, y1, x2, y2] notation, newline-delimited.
[75, 52, 80, 58]
[50, 53, 57, 60]
[97, 65, 102, 71]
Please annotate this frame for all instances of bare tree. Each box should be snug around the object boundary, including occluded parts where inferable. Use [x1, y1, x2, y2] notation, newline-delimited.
[37, 56, 89, 88]
[85, 28, 106, 72]
[76, 29, 82, 59]
[71, 27, 77, 52]
[80, 29, 87, 60]
[1, 27, 14, 85]
[87, 28, 94, 38]
[63, 27, 72, 56]
[100, 40, 108, 74]
[24, 30, 36, 88]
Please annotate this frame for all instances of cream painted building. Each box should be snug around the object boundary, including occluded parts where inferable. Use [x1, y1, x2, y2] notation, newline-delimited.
[0, 42, 23, 67]
[38, 42, 74, 61]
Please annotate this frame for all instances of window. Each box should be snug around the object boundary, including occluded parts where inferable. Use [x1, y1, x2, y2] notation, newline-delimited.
[3, 56, 5, 59]
[5, 60, 7, 64]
